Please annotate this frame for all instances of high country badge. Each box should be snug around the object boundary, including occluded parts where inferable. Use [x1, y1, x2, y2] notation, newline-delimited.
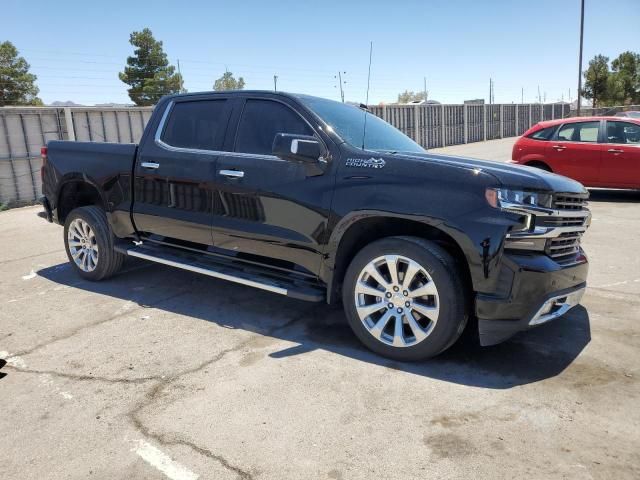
[345, 157, 386, 169]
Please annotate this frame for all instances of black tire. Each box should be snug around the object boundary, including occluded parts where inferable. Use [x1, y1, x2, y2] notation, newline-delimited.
[63, 206, 124, 281]
[526, 161, 552, 172]
[342, 236, 468, 361]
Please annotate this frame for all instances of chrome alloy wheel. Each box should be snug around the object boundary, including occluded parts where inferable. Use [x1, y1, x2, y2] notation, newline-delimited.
[354, 255, 440, 347]
[67, 218, 99, 272]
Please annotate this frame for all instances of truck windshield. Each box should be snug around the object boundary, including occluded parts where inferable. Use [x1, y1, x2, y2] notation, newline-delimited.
[298, 96, 425, 154]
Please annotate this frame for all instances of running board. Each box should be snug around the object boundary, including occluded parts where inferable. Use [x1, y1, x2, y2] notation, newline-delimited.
[115, 242, 325, 302]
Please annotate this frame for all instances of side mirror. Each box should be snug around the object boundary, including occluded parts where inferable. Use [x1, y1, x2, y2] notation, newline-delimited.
[272, 133, 322, 163]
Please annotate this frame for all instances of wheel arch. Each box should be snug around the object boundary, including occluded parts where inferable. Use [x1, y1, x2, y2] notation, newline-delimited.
[324, 213, 474, 304]
[524, 160, 552, 172]
[56, 177, 106, 224]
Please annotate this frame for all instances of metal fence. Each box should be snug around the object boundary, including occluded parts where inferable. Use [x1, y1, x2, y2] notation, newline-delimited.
[1, 102, 569, 207]
[368, 102, 570, 149]
[570, 104, 640, 117]
[0, 106, 153, 206]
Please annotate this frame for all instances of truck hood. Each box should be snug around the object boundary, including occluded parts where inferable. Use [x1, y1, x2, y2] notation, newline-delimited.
[397, 151, 588, 194]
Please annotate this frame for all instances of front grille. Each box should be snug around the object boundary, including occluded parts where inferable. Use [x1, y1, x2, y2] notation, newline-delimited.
[539, 216, 587, 228]
[505, 192, 590, 266]
[546, 232, 582, 263]
[553, 193, 588, 210]
[546, 192, 590, 264]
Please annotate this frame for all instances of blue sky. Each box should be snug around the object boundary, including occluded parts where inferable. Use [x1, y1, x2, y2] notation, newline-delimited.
[3, 0, 639, 105]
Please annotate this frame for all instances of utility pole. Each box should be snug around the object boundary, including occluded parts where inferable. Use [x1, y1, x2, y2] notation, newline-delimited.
[336, 71, 346, 102]
[577, 0, 585, 116]
[538, 85, 542, 103]
[489, 78, 493, 105]
[273, 75, 278, 91]
[177, 59, 185, 93]
[521, 87, 524, 104]
[423, 77, 428, 103]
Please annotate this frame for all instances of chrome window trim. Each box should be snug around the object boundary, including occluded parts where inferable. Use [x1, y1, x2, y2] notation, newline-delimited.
[154, 99, 235, 157]
[153, 97, 327, 161]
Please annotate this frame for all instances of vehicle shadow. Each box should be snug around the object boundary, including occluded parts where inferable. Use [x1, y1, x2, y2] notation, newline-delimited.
[37, 261, 591, 390]
[588, 189, 640, 203]
[0, 359, 7, 380]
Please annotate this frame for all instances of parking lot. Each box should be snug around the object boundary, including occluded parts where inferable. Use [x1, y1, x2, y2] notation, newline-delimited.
[1, 138, 639, 480]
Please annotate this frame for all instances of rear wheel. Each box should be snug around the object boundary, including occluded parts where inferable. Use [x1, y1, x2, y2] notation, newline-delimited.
[63, 206, 124, 281]
[342, 236, 468, 361]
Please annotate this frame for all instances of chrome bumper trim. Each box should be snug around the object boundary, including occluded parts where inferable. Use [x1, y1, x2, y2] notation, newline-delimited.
[529, 287, 586, 326]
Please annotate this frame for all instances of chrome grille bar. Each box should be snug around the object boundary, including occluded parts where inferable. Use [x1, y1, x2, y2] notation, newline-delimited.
[505, 192, 590, 265]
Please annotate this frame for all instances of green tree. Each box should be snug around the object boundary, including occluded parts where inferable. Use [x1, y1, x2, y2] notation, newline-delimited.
[582, 55, 610, 109]
[213, 70, 245, 91]
[397, 90, 425, 104]
[118, 28, 182, 106]
[0, 41, 42, 106]
[611, 51, 640, 104]
[603, 74, 625, 106]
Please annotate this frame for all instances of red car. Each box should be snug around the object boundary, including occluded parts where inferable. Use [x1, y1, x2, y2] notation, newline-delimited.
[511, 116, 640, 188]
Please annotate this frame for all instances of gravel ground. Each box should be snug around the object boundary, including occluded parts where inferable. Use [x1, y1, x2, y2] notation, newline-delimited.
[1, 138, 639, 480]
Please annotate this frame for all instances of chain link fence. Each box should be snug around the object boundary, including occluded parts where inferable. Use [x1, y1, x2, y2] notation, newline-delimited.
[1, 102, 569, 207]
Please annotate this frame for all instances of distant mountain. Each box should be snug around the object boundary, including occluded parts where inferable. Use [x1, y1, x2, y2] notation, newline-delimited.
[94, 102, 136, 107]
[49, 100, 84, 106]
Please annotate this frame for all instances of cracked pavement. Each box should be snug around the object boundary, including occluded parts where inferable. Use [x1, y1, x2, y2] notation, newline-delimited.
[1, 139, 640, 479]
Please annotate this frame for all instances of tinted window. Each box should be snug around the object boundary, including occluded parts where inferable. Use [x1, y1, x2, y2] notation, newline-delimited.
[162, 100, 227, 150]
[298, 95, 425, 154]
[235, 100, 313, 155]
[606, 121, 640, 144]
[556, 121, 600, 143]
[528, 126, 555, 140]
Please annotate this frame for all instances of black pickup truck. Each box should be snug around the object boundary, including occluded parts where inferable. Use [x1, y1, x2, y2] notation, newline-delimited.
[40, 91, 590, 360]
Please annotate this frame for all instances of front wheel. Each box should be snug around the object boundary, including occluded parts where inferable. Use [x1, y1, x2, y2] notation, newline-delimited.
[63, 206, 124, 281]
[342, 236, 468, 361]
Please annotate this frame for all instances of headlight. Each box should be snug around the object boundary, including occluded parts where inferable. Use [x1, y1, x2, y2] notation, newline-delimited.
[485, 188, 552, 210]
[485, 188, 552, 233]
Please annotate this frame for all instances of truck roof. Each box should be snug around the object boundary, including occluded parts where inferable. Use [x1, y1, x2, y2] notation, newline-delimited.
[163, 90, 312, 102]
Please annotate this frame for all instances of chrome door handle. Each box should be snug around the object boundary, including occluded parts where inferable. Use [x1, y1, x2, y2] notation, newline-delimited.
[607, 148, 624, 154]
[220, 169, 245, 178]
[141, 162, 160, 169]
[552, 145, 566, 151]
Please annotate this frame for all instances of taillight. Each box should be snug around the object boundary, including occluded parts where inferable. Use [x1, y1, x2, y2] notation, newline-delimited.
[40, 146, 48, 182]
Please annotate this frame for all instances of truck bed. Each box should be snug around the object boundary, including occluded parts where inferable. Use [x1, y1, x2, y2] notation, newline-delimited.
[42, 140, 139, 235]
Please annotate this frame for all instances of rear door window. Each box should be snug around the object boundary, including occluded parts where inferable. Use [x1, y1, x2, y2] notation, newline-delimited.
[606, 121, 640, 144]
[528, 126, 555, 140]
[234, 99, 313, 155]
[556, 121, 600, 143]
[161, 100, 228, 150]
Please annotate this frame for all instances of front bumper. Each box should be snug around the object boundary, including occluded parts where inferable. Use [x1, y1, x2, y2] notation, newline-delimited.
[476, 252, 588, 346]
